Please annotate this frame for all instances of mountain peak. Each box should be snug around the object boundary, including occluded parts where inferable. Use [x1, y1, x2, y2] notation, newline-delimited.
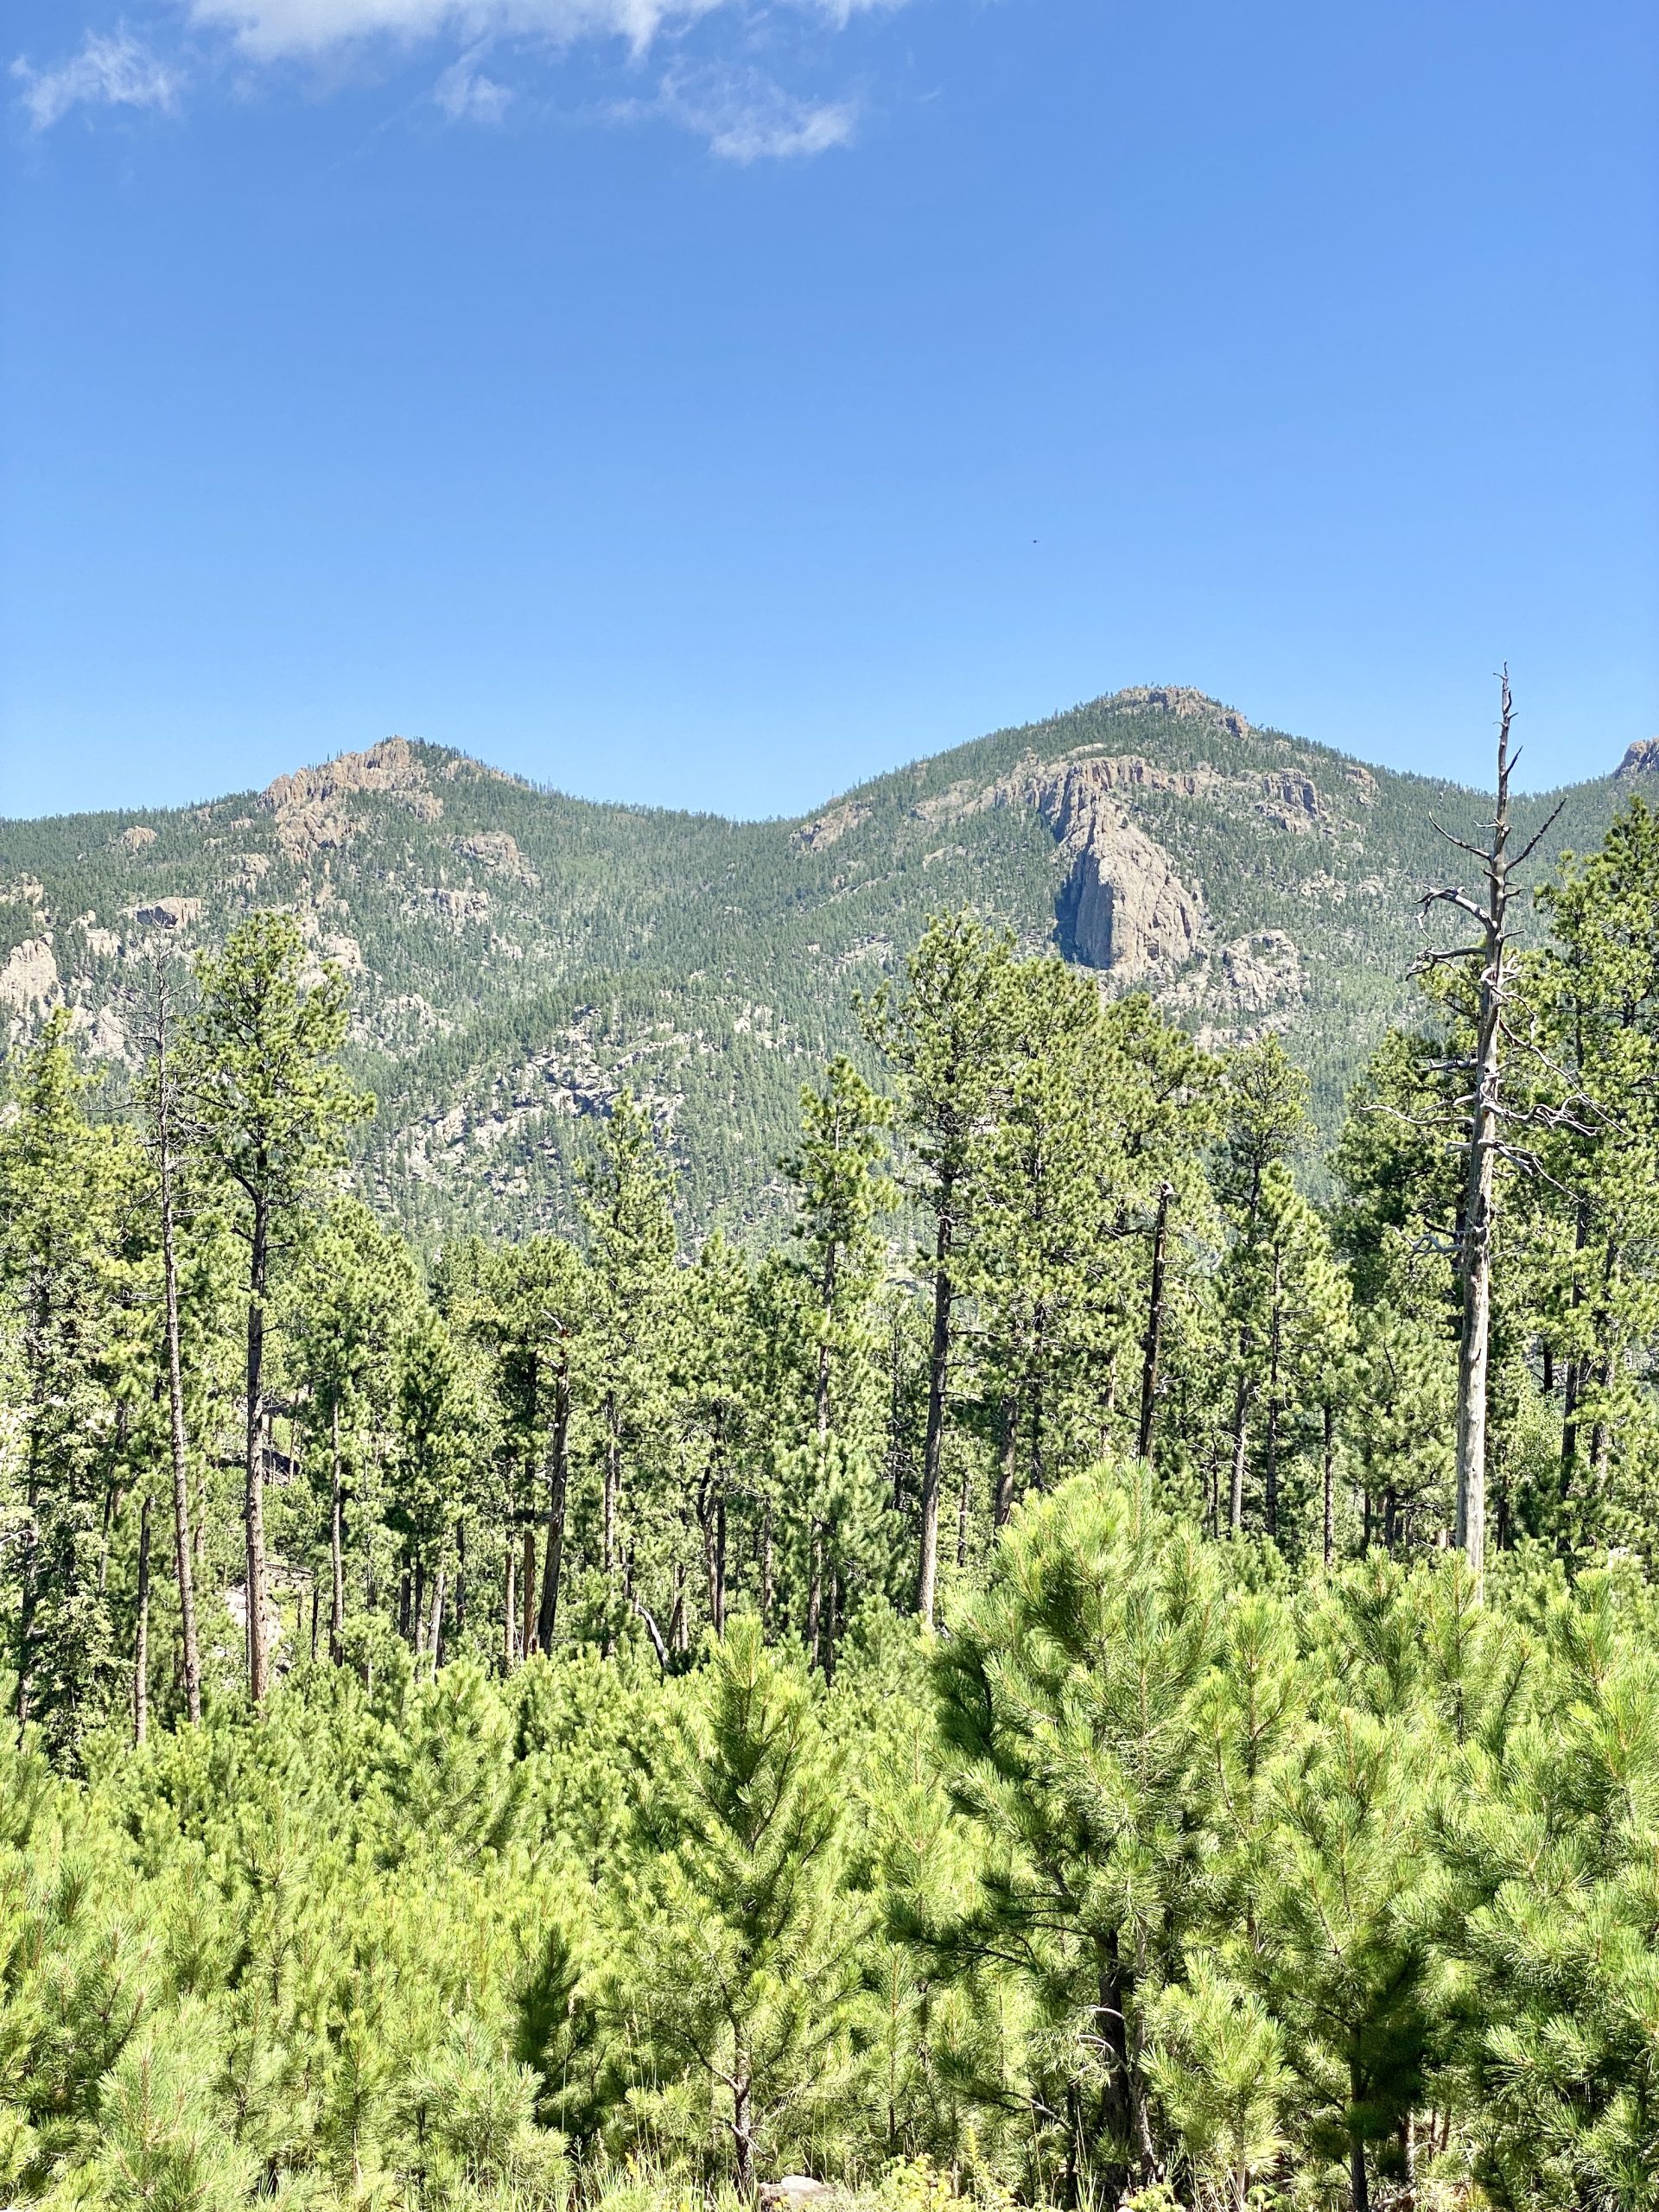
[1617, 738, 1659, 778]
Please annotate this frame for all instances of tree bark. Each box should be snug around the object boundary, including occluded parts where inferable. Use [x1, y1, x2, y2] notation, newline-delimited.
[133, 1492, 152, 1747]
[428, 1565, 446, 1676]
[1322, 1397, 1337, 1567]
[917, 1192, 955, 1626]
[244, 1198, 272, 1702]
[536, 1360, 571, 1651]
[521, 1525, 537, 1657]
[159, 1122, 202, 1725]
[1229, 1375, 1252, 1535]
[329, 1395, 346, 1664]
[1137, 1180, 1173, 1465]
[503, 1529, 517, 1668]
[995, 1389, 1019, 1528]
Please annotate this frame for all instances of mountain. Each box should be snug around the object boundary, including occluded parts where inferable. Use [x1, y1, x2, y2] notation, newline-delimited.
[1, 686, 1649, 1239]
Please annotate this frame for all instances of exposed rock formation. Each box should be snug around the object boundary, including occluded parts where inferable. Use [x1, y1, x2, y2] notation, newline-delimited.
[1111, 684, 1253, 739]
[792, 800, 872, 850]
[1002, 757, 1205, 981]
[131, 897, 203, 930]
[262, 736, 442, 860]
[0, 937, 60, 1016]
[1618, 738, 1659, 778]
[117, 823, 157, 851]
[1216, 929, 1304, 1011]
[420, 885, 491, 926]
[453, 830, 538, 884]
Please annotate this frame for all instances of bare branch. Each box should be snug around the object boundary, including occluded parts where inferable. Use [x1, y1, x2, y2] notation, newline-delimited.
[1510, 796, 1569, 874]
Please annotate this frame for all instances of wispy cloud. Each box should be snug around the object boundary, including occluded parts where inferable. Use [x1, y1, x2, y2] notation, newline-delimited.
[434, 52, 513, 120]
[656, 63, 855, 161]
[186, 0, 724, 64]
[12, 27, 181, 130]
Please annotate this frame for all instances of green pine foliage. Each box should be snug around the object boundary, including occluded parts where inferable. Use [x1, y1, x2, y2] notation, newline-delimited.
[6, 777, 1659, 2208]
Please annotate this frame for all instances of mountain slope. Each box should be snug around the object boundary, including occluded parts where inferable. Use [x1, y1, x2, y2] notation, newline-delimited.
[1, 687, 1647, 1238]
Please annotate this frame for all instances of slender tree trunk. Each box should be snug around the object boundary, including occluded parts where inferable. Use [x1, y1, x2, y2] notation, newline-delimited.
[521, 1526, 537, 1658]
[454, 1517, 467, 1642]
[732, 2061, 754, 2198]
[1229, 1376, 1252, 1535]
[159, 1138, 202, 1725]
[536, 1363, 571, 1650]
[602, 1395, 620, 1583]
[412, 1558, 427, 1656]
[957, 1455, 971, 1567]
[995, 1390, 1019, 1527]
[1449, 677, 1521, 1601]
[1322, 1398, 1337, 1567]
[1265, 1259, 1283, 1541]
[133, 1492, 152, 1747]
[806, 1524, 824, 1667]
[504, 1530, 517, 1668]
[428, 1566, 446, 1676]
[1349, 2118, 1370, 2212]
[244, 1199, 272, 1702]
[1138, 1180, 1173, 1465]
[329, 1395, 346, 1664]
[713, 1494, 727, 1635]
[918, 1192, 955, 1626]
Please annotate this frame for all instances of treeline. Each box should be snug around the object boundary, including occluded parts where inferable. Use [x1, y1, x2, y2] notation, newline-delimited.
[3, 797, 1659, 2205]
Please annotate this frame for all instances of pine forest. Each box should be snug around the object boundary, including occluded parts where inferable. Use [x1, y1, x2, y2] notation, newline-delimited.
[5, 698, 1659, 2212]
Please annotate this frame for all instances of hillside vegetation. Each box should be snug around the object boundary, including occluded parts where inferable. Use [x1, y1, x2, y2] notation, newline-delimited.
[5, 696, 1659, 2209]
[1, 687, 1643, 1236]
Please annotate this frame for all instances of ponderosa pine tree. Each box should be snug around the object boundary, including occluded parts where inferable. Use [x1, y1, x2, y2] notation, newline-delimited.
[862, 912, 1016, 1626]
[923, 1467, 1222, 2200]
[290, 1198, 423, 1662]
[579, 1091, 677, 1636]
[0, 1014, 138, 1754]
[613, 1617, 866, 2191]
[194, 913, 372, 1700]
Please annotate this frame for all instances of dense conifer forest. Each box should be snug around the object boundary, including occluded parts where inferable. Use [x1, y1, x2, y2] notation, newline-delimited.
[5, 740, 1659, 2209]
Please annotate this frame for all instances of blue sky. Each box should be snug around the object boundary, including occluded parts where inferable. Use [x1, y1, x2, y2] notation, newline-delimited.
[3, 0, 1654, 821]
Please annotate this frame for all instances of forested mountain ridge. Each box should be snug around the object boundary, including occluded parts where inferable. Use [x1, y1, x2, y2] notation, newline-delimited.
[1, 683, 1646, 1236]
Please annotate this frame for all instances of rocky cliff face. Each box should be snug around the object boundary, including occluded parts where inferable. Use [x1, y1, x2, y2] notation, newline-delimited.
[1618, 739, 1659, 778]
[999, 753, 1206, 982]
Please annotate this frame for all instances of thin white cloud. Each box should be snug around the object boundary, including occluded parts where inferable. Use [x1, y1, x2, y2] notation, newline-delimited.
[187, 0, 723, 63]
[657, 63, 855, 162]
[12, 28, 181, 129]
[434, 53, 513, 118]
[185, 0, 898, 61]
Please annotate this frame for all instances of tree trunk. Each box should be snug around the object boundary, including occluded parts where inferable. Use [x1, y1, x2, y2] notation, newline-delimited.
[521, 1525, 537, 1658]
[133, 1492, 152, 1748]
[1322, 1397, 1337, 1567]
[732, 2064, 754, 2198]
[1137, 1180, 1173, 1465]
[244, 1198, 272, 1702]
[329, 1395, 346, 1664]
[1449, 676, 1521, 1602]
[995, 1390, 1020, 1528]
[917, 1192, 955, 1626]
[602, 1394, 620, 1582]
[428, 1565, 446, 1676]
[536, 1362, 571, 1650]
[159, 1138, 202, 1725]
[805, 1523, 824, 1668]
[1265, 1259, 1283, 1541]
[1229, 1375, 1252, 1535]
[412, 1558, 427, 1656]
[504, 1530, 517, 1668]
[760, 1498, 774, 1630]
[454, 1517, 467, 1642]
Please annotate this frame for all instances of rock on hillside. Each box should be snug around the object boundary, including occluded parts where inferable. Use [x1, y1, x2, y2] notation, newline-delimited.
[0, 689, 1637, 1240]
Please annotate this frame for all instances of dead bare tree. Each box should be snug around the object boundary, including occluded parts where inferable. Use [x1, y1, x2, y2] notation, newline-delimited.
[1417, 671, 1565, 1594]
